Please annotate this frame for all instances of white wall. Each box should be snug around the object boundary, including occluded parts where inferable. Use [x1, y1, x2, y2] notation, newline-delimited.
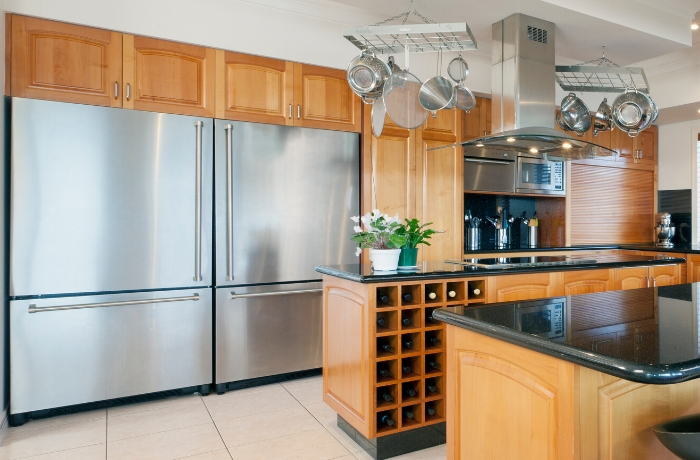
[4, 0, 493, 93]
[658, 119, 699, 190]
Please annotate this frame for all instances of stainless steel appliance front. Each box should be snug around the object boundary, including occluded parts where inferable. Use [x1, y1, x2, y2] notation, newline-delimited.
[516, 156, 565, 195]
[10, 289, 212, 414]
[463, 150, 515, 193]
[10, 98, 214, 296]
[515, 297, 565, 340]
[215, 283, 322, 382]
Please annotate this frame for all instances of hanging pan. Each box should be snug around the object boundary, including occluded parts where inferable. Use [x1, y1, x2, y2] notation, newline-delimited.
[383, 48, 428, 129]
[419, 50, 453, 112]
[371, 96, 387, 137]
[447, 54, 475, 112]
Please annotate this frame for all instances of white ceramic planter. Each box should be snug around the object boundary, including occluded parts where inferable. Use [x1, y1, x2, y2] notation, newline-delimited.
[369, 248, 401, 271]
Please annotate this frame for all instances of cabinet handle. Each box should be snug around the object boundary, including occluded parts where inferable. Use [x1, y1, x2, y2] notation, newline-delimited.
[651, 276, 657, 287]
[114, 81, 119, 99]
[638, 150, 643, 159]
[644, 276, 649, 287]
[194, 121, 203, 282]
[126, 83, 131, 101]
[289, 104, 292, 119]
[297, 105, 301, 119]
[434, 230, 446, 233]
[29, 294, 199, 313]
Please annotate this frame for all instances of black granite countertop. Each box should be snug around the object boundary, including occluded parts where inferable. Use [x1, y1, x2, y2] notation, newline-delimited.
[316, 253, 686, 283]
[433, 284, 700, 384]
[463, 243, 700, 255]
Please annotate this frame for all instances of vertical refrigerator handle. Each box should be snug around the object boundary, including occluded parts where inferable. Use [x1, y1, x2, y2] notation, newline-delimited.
[194, 121, 203, 282]
[224, 124, 234, 281]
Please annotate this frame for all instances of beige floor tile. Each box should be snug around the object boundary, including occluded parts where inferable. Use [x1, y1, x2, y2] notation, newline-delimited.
[324, 425, 364, 454]
[203, 387, 301, 422]
[215, 406, 322, 448]
[176, 450, 232, 460]
[108, 394, 202, 417]
[331, 456, 355, 460]
[203, 384, 287, 405]
[0, 418, 105, 460]
[305, 402, 337, 426]
[285, 379, 323, 406]
[5, 444, 106, 460]
[280, 376, 322, 390]
[108, 399, 212, 441]
[227, 428, 349, 460]
[386, 444, 446, 460]
[353, 451, 374, 460]
[12, 410, 106, 433]
[107, 423, 225, 460]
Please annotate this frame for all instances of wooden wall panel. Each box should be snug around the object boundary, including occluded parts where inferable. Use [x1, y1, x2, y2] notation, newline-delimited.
[570, 164, 654, 244]
[537, 197, 566, 247]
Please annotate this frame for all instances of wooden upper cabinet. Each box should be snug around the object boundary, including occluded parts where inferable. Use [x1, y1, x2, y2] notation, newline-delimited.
[293, 63, 361, 132]
[612, 128, 635, 163]
[461, 97, 490, 141]
[122, 35, 216, 116]
[11, 15, 122, 107]
[215, 50, 294, 125]
[635, 125, 657, 166]
[423, 108, 459, 141]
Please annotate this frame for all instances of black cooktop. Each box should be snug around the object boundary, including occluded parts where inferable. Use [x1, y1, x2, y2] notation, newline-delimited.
[449, 256, 597, 269]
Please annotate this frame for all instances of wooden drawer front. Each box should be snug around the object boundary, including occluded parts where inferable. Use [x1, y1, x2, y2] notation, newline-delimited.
[613, 267, 649, 290]
[649, 264, 681, 287]
[124, 35, 215, 116]
[562, 269, 613, 296]
[11, 15, 122, 107]
[487, 273, 562, 303]
[216, 51, 293, 125]
[294, 63, 361, 132]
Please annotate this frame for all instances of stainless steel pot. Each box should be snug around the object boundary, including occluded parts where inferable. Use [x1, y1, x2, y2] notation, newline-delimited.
[611, 89, 653, 137]
[593, 98, 613, 136]
[560, 92, 591, 137]
[347, 50, 391, 103]
[419, 51, 453, 112]
[650, 97, 659, 123]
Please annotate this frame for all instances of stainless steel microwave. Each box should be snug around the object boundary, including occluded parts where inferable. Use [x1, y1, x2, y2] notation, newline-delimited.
[516, 155, 565, 195]
[515, 297, 566, 340]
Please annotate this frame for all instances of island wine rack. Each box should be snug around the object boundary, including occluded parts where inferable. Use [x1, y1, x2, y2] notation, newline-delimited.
[322, 275, 487, 439]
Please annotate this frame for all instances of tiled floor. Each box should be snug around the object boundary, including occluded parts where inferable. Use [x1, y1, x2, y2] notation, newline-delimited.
[0, 376, 446, 460]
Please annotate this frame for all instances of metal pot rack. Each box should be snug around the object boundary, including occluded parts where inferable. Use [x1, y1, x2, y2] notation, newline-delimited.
[555, 51, 649, 94]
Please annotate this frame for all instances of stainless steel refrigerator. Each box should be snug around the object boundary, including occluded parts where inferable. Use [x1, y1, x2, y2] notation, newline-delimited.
[212, 120, 359, 390]
[9, 98, 214, 419]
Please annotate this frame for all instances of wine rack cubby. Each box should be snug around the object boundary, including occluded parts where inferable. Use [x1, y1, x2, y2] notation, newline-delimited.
[369, 277, 487, 436]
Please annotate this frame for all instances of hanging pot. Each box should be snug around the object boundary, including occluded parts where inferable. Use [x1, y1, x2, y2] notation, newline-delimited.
[611, 89, 653, 137]
[593, 98, 613, 136]
[649, 97, 659, 123]
[383, 70, 429, 129]
[347, 50, 391, 103]
[560, 92, 591, 137]
[419, 50, 453, 112]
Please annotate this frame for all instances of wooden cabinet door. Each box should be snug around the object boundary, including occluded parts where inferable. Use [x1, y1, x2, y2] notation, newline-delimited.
[122, 35, 216, 116]
[562, 269, 613, 295]
[215, 50, 294, 125]
[487, 272, 563, 303]
[461, 97, 490, 141]
[635, 125, 657, 166]
[613, 267, 649, 290]
[649, 264, 681, 287]
[687, 254, 700, 283]
[612, 128, 636, 163]
[293, 63, 361, 132]
[11, 15, 122, 107]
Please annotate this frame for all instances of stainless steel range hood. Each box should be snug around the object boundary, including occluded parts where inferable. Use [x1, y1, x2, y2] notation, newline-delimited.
[455, 14, 615, 160]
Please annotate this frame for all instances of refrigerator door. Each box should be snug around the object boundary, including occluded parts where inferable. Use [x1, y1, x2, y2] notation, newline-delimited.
[10, 98, 213, 297]
[215, 283, 322, 383]
[214, 120, 359, 286]
[10, 289, 212, 414]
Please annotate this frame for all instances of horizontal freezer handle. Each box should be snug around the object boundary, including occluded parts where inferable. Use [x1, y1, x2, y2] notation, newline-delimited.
[229, 288, 322, 300]
[463, 158, 512, 165]
[28, 294, 200, 313]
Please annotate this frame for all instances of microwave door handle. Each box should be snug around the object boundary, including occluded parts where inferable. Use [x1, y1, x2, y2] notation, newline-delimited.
[463, 158, 512, 165]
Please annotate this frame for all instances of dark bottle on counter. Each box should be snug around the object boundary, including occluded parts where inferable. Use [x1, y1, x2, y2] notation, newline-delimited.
[380, 391, 393, 402]
[378, 340, 393, 354]
[402, 292, 413, 302]
[378, 366, 391, 379]
[426, 381, 438, 393]
[426, 404, 436, 416]
[380, 414, 395, 427]
[403, 409, 414, 419]
[426, 288, 437, 301]
[403, 339, 414, 349]
[377, 290, 390, 304]
[376, 317, 387, 328]
[428, 359, 440, 370]
[401, 316, 411, 327]
[404, 387, 417, 398]
[427, 334, 441, 347]
[402, 364, 412, 375]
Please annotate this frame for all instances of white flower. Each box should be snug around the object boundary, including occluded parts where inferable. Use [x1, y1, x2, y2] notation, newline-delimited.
[350, 216, 360, 223]
[355, 247, 363, 256]
[360, 213, 372, 228]
[353, 225, 363, 233]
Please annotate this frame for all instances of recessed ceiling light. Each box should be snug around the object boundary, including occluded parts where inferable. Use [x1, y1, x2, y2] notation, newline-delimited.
[697, 109, 700, 113]
[476, 143, 484, 147]
[692, 22, 699, 30]
[562, 142, 572, 149]
[529, 147, 539, 153]
[506, 137, 515, 142]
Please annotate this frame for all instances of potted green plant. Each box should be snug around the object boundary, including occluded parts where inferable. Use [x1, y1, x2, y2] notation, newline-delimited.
[395, 218, 435, 267]
[351, 210, 407, 271]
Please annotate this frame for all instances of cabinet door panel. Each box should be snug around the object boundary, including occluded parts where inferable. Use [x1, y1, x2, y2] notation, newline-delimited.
[612, 128, 635, 163]
[461, 97, 490, 141]
[11, 15, 122, 107]
[293, 63, 361, 132]
[123, 35, 215, 116]
[562, 269, 613, 295]
[649, 264, 680, 287]
[636, 126, 657, 166]
[215, 51, 293, 125]
[613, 267, 649, 290]
[487, 273, 562, 303]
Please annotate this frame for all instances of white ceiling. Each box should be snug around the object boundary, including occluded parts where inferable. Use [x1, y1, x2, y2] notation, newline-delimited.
[322, 0, 700, 64]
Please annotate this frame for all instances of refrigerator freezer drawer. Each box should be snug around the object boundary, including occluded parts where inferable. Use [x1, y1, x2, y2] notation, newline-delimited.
[215, 284, 322, 383]
[10, 289, 212, 414]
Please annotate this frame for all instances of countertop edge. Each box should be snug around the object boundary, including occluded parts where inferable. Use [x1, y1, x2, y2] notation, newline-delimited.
[433, 308, 700, 385]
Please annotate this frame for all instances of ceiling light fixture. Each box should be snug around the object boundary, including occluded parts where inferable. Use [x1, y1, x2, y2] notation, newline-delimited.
[692, 22, 699, 30]
[529, 147, 539, 153]
[476, 143, 484, 147]
[506, 137, 515, 142]
[562, 142, 572, 149]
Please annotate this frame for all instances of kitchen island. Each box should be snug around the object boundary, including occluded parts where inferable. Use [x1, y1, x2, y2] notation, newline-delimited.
[434, 284, 700, 460]
[315, 253, 687, 459]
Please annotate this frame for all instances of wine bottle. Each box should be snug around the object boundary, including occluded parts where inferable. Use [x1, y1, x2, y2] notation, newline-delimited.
[404, 409, 414, 419]
[376, 317, 387, 328]
[402, 365, 412, 374]
[381, 392, 393, 402]
[472, 288, 481, 296]
[377, 290, 390, 304]
[428, 335, 441, 347]
[380, 414, 395, 426]
[426, 289, 437, 301]
[401, 317, 411, 327]
[402, 292, 413, 302]
[403, 339, 413, 349]
[426, 405, 436, 416]
[404, 387, 416, 398]
[378, 367, 390, 378]
[426, 382, 438, 393]
[379, 340, 393, 353]
[428, 360, 440, 370]
[447, 289, 457, 298]
[427, 312, 437, 323]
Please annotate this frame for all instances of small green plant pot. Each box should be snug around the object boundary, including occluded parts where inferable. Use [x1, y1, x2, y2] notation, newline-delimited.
[398, 248, 418, 267]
